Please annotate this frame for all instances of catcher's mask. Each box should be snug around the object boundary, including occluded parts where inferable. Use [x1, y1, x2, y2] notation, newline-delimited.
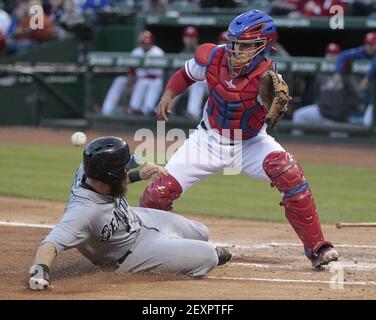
[83, 136, 142, 186]
[226, 10, 277, 78]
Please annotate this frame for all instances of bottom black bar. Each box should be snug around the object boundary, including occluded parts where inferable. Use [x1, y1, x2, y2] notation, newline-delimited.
[0, 300, 374, 318]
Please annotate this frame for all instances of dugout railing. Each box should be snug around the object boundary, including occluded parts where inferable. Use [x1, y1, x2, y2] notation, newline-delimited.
[0, 55, 374, 134]
[85, 53, 375, 135]
[0, 63, 86, 126]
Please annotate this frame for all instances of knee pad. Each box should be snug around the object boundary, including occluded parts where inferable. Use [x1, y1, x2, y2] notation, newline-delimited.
[263, 151, 306, 192]
[140, 174, 182, 211]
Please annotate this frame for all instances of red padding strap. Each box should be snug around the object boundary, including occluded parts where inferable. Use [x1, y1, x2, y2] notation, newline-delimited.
[165, 68, 195, 97]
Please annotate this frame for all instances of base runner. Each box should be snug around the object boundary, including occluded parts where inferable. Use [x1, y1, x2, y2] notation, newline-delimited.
[28, 136, 231, 290]
[140, 10, 339, 269]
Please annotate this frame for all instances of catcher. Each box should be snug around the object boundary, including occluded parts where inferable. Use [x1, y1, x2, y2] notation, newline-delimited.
[140, 10, 339, 269]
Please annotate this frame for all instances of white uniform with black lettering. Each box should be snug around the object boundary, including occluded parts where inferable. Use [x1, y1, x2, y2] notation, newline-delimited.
[42, 165, 218, 276]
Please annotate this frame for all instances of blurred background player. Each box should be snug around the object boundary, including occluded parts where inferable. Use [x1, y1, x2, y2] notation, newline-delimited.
[0, 8, 11, 52]
[173, 26, 208, 121]
[333, 32, 376, 88]
[128, 30, 164, 116]
[324, 42, 341, 62]
[270, 0, 347, 17]
[292, 43, 346, 135]
[218, 30, 228, 45]
[300, 0, 347, 17]
[101, 30, 164, 116]
[333, 32, 376, 127]
[5, 0, 53, 56]
[181, 26, 199, 54]
[101, 75, 129, 116]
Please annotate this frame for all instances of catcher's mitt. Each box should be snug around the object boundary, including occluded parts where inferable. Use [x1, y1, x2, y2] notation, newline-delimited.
[259, 71, 291, 131]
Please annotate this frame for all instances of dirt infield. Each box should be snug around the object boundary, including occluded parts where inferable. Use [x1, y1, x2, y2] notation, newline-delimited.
[0, 195, 375, 300]
[0, 126, 375, 300]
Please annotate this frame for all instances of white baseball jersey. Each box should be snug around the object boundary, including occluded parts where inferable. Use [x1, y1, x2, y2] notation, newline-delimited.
[0, 9, 10, 34]
[131, 45, 165, 79]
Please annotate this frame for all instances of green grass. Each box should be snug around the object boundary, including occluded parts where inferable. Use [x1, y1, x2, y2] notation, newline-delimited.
[1, 144, 375, 223]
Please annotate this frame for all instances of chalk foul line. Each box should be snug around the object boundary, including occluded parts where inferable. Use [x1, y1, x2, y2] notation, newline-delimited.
[213, 241, 376, 250]
[207, 275, 376, 286]
[1, 220, 376, 250]
[231, 261, 376, 271]
[0, 221, 54, 229]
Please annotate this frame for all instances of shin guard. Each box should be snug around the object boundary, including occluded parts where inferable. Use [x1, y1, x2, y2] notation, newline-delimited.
[263, 151, 333, 260]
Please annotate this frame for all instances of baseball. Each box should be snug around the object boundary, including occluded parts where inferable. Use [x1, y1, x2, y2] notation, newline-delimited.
[70, 132, 87, 147]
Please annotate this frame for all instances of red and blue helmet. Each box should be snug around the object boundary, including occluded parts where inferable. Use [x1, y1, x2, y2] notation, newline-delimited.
[226, 10, 277, 77]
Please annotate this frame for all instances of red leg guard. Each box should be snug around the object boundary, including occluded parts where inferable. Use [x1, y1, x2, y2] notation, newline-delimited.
[263, 151, 333, 260]
[139, 174, 182, 211]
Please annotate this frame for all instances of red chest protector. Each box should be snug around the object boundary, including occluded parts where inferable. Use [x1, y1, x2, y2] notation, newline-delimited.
[204, 46, 273, 139]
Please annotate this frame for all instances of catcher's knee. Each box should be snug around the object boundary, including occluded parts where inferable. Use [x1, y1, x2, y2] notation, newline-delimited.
[140, 174, 182, 211]
[263, 151, 307, 194]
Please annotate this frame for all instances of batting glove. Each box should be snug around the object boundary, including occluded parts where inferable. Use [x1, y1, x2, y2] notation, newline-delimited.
[29, 264, 53, 290]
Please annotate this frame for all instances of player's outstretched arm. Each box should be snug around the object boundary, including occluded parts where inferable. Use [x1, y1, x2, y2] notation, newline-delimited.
[127, 162, 168, 183]
[157, 43, 215, 121]
[139, 162, 168, 180]
[157, 67, 196, 121]
[157, 89, 175, 121]
[28, 242, 56, 291]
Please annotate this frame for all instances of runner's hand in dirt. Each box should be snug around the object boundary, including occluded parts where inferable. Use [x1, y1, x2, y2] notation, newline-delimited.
[29, 277, 54, 291]
[156, 90, 174, 121]
[29, 264, 54, 291]
[28, 243, 56, 291]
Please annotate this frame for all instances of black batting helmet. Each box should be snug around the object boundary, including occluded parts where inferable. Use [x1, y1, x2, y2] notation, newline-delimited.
[83, 136, 141, 185]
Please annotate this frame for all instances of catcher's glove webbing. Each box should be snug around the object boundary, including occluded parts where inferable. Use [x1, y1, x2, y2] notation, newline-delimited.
[259, 71, 291, 131]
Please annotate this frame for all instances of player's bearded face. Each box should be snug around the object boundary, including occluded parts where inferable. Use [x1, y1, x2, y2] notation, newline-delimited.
[109, 169, 129, 197]
[110, 179, 128, 197]
[227, 38, 267, 75]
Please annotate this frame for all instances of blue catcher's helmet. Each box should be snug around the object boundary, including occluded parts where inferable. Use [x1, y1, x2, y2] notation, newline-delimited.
[226, 10, 277, 77]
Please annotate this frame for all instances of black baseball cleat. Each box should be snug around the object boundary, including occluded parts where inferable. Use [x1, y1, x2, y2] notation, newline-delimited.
[216, 247, 232, 266]
[311, 245, 339, 270]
